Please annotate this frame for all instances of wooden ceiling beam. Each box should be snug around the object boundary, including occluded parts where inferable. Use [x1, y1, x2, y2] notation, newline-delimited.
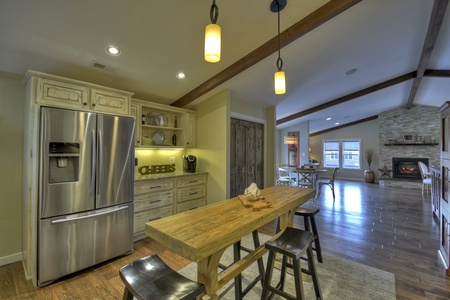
[424, 69, 450, 77]
[276, 72, 416, 125]
[170, 0, 363, 108]
[309, 115, 378, 137]
[404, 0, 449, 109]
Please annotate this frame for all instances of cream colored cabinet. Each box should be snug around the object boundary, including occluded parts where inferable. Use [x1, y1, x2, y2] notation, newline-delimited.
[130, 103, 141, 147]
[132, 98, 196, 148]
[176, 174, 207, 213]
[133, 179, 174, 240]
[37, 78, 88, 107]
[33, 72, 132, 115]
[134, 173, 207, 240]
[184, 113, 196, 147]
[90, 88, 130, 114]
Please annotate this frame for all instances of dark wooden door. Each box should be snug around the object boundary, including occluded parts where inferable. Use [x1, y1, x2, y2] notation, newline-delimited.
[230, 118, 264, 198]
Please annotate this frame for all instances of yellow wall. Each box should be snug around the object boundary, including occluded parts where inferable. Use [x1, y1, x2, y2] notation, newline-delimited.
[189, 90, 230, 203]
[0, 71, 24, 265]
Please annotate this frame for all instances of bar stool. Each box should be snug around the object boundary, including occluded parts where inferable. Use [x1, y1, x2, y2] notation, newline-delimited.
[295, 207, 323, 263]
[261, 227, 322, 300]
[119, 254, 205, 300]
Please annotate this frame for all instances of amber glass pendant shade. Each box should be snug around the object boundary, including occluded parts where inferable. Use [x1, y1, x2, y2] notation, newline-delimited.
[274, 71, 286, 94]
[204, 24, 221, 63]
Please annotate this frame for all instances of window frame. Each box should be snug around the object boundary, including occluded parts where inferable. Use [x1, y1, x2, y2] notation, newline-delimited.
[322, 139, 362, 170]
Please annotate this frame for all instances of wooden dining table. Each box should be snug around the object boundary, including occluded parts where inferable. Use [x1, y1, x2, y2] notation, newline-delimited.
[145, 185, 315, 300]
[279, 166, 327, 188]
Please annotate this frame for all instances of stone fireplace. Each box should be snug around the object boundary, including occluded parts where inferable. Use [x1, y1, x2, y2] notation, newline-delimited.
[392, 157, 428, 179]
[378, 106, 440, 189]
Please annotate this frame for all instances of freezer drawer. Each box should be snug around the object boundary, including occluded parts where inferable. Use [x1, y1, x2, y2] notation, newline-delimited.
[38, 204, 133, 286]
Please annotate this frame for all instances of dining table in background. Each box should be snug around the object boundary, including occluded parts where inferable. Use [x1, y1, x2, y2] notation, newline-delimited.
[296, 167, 327, 189]
[279, 166, 327, 189]
[145, 186, 316, 300]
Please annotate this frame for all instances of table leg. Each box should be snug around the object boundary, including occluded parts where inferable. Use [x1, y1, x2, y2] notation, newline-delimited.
[197, 248, 226, 300]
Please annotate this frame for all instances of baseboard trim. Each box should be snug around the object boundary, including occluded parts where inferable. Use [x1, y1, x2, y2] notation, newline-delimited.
[0, 252, 22, 267]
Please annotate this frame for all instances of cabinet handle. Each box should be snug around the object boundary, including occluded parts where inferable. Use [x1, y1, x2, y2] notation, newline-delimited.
[149, 200, 162, 204]
[149, 217, 161, 221]
[188, 207, 198, 210]
[150, 186, 162, 189]
[189, 192, 198, 196]
[189, 180, 199, 184]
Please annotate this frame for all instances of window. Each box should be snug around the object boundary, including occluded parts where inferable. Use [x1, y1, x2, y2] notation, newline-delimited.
[323, 139, 361, 169]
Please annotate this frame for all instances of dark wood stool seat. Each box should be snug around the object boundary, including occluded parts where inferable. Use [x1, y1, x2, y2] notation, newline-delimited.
[295, 207, 323, 263]
[261, 227, 322, 300]
[119, 254, 205, 300]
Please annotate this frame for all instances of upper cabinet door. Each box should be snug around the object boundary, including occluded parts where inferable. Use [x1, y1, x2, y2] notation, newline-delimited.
[90, 88, 130, 115]
[37, 78, 89, 108]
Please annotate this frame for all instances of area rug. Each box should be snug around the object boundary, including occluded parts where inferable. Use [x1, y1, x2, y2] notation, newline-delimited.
[178, 233, 396, 299]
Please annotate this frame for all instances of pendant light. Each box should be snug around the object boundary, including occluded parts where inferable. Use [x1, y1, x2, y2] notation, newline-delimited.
[205, 0, 221, 63]
[271, 0, 287, 94]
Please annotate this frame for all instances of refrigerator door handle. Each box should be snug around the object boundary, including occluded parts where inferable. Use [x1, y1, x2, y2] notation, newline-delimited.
[51, 206, 129, 224]
[97, 129, 103, 195]
[90, 129, 96, 197]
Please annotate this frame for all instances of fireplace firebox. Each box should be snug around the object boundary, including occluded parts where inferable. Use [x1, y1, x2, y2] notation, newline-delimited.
[392, 157, 428, 179]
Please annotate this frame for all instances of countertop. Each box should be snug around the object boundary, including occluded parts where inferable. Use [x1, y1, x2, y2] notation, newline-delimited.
[135, 171, 207, 181]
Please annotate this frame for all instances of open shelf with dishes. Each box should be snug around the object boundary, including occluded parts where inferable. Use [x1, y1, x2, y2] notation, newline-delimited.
[132, 99, 196, 148]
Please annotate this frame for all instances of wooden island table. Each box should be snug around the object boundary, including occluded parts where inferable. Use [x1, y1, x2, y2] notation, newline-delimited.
[145, 185, 315, 299]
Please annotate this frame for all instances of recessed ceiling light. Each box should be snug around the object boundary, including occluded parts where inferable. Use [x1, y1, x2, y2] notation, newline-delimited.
[105, 45, 122, 56]
[335, 122, 340, 125]
[326, 117, 331, 121]
[176, 72, 186, 79]
[344, 68, 358, 76]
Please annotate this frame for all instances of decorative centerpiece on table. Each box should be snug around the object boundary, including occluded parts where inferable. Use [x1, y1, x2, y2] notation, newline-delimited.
[364, 148, 375, 183]
[238, 183, 272, 211]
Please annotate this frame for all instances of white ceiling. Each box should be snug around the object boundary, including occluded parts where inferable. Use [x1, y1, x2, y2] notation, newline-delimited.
[1, 0, 449, 133]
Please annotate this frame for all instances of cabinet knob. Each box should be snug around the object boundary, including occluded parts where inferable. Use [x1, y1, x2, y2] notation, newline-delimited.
[92, 103, 96, 107]
[83, 102, 88, 106]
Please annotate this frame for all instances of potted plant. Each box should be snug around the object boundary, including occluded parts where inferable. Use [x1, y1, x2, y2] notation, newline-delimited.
[364, 148, 375, 183]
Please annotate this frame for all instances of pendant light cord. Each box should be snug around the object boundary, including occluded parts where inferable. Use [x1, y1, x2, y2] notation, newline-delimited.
[276, 0, 283, 72]
[210, 0, 219, 24]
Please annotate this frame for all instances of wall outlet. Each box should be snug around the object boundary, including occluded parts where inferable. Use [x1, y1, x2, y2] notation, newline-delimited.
[169, 157, 176, 164]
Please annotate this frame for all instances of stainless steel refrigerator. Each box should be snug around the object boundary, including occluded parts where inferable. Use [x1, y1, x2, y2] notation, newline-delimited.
[38, 106, 135, 286]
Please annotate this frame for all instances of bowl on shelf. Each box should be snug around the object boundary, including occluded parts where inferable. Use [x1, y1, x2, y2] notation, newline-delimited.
[142, 136, 153, 145]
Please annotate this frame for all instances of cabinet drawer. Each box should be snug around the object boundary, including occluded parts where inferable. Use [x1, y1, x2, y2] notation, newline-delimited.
[177, 185, 206, 202]
[90, 88, 130, 115]
[135, 180, 174, 194]
[177, 198, 205, 213]
[134, 205, 172, 233]
[177, 175, 207, 187]
[134, 190, 173, 212]
[38, 78, 88, 107]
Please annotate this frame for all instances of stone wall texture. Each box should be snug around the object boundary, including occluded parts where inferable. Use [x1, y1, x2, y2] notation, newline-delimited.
[378, 105, 440, 188]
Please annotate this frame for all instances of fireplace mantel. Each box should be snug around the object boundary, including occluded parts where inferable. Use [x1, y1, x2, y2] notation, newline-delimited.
[384, 143, 438, 146]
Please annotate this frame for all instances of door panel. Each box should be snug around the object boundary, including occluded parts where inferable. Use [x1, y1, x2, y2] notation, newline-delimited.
[39, 107, 96, 218]
[230, 118, 264, 198]
[96, 114, 135, 208]
[38, 204, 133, 286]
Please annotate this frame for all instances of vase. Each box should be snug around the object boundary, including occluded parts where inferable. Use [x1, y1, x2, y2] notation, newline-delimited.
[364, 170, 375, 183]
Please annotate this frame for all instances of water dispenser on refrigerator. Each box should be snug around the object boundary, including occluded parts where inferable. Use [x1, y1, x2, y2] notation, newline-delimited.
[48, 142, 80, 183]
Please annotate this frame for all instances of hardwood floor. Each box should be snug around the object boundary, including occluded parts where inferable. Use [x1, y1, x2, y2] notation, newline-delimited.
[1, 180, 449, 299]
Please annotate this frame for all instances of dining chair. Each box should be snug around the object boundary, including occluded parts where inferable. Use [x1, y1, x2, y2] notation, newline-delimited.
[276, 164, 296, 186]
[297, 169, 314, 188]
[316, 168, 339, 201]
[417, 161, 432, 194]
